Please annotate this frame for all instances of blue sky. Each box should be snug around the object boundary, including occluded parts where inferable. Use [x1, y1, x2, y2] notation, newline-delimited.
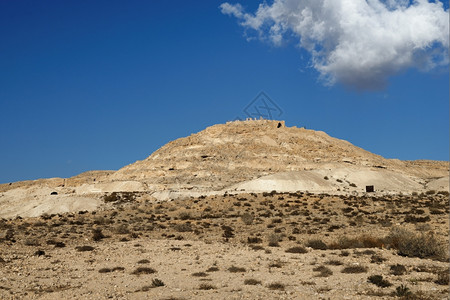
[0, 0, 448, 184]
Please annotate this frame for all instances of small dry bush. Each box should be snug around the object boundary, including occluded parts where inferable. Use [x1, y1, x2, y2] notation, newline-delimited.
[240, 213, 254, 225]
[267, 233, 281, 247]
[99, 267, 124, 273]
[341, 265, 368, 273]
[313, 265, 333, 277]
[192, 272, 208, 277]
[285, 246, 308, 254]
[390, 264, 407, 275]
[325, 259, 343, 266]
[228, 266, 246, 273]
[368, 275, 392, 287]
[267, 282, 285, 290]
[92, 228, 105, 241]
[244, 279, 262, 285]
[137, 259, 150, 264]
[131, 267, 156, 275]
[75, 245, 95, 252]
[198, 283, 216, 290]
[306, 239, 328, 250]
[384, 227, 447, 261]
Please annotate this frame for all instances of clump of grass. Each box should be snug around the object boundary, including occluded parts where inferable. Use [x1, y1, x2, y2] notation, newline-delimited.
[75, 245, 95, 252]
[244, 279, 262, 285]
[325, 259, 343, 266]
[141, 279, 165, 291]
[285, 246, 308, 254]
[394, 284, 411, 297]
[240, 213, 254, 225]
[368, 275, 392, 287]
[249, 245, 265, 251]
[267, 282, 285, 290]
[384, 227, 448, 261]
[192, 272, 208, 277]
[390, 264, 407, 275]
[341, 265, 368, 274]
[247, 237, 262, 244]
[228, 266, 246, 273]
[198, 283, 216, 290]
[306, 239, 328, 250]
[131, 267, 156, 275]
[137, 259, 150, 264]
[313, 265, 333, 277]
[371, 254, 386, 264]
[206, 266, 219, 272]
[151, 278, 165, 287]
[99, 267, 125, 273]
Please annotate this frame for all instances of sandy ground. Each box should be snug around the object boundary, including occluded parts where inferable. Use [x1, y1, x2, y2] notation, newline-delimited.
[0, 191, 448, 300]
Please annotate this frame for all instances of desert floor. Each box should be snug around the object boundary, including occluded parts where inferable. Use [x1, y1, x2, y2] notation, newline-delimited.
[0, 191, 449, 299]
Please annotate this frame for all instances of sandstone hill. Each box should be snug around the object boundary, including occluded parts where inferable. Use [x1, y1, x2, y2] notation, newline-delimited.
[0, 119, 448, 218]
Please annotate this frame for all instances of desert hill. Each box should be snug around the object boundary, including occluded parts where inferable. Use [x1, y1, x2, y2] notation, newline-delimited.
[0, 119, 448, 218]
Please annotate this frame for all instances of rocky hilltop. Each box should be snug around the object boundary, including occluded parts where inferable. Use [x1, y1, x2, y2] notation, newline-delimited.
[0, 119, 448, 218]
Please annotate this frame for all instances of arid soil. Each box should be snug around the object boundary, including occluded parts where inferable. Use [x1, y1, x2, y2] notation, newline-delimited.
[1, 191, 448, 299]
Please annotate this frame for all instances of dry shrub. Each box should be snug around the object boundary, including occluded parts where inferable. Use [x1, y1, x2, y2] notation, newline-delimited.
[329, 235, 384, 249]
[198, 283, 216, 290]
[131, 267, 156, 275]
[228, 266, 246, 273]
[285, 246, 308, 254]
[306, 239, 328, 250]
[313, 265, 333, 277]
[368, 275, 392, 287]
[384, 227, 448, 261]
[341, 265, 368, 274]
[244, 279, 261, 285]
[240, 213, 254, 225]
[267, 282, 285, 290]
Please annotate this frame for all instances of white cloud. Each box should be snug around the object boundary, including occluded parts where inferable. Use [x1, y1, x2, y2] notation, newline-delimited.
[220, 0, 449, 90]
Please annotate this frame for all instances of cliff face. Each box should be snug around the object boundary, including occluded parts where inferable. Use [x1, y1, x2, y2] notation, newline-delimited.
[110, 119, 448, 191]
